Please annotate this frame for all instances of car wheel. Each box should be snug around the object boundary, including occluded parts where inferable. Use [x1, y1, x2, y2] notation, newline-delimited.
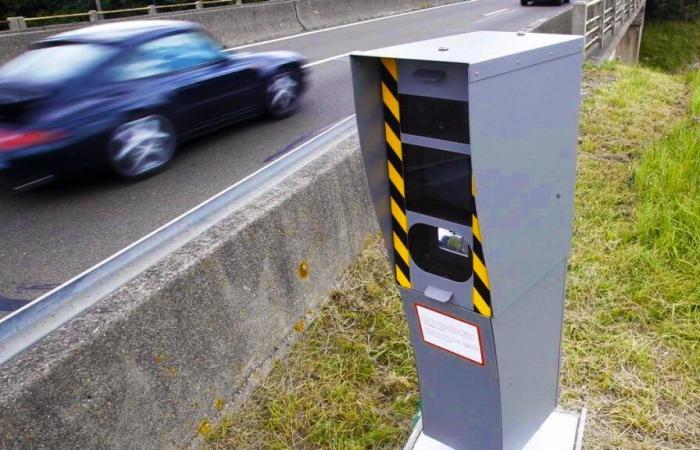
[553, 0, 562, 4]
[108, 115, 176, 179]
[265, 69, 302, 118]
[521, 0, 528, 5]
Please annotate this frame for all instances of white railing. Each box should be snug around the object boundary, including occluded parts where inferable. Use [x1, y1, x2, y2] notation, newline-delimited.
[572, 0, 644, 54]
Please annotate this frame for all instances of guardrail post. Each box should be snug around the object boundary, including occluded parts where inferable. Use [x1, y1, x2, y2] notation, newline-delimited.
[148, 4, 157, 14]
[572, 1, 587, 36]
[599, 0, 604, 48]
[88, 10, 100, 22]
[7, 16, 26, 30]
[611, 0, 617, 36]
[194, 1, 203, 9]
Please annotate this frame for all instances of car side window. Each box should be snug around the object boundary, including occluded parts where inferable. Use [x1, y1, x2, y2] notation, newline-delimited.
[111, 32, 223, 81]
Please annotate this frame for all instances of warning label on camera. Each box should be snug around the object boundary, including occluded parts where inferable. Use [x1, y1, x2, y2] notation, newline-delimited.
[415, 304, 484, 365]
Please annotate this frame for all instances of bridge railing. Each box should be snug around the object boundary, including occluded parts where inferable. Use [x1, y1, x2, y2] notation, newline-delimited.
[6, 0, 251, 30]
[573, 0, 644, 56]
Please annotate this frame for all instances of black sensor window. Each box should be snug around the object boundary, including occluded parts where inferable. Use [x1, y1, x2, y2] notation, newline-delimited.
[399, 94, 470, 144]
[403, 144, 472, 225]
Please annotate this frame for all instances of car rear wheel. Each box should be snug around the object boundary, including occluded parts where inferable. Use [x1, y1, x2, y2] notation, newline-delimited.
[108, 115, 176, 179]
[521, 0, 528, 5]
[265, 69, 302, 118]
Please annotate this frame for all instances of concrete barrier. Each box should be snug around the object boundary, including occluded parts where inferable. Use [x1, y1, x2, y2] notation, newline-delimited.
[173, 1, 304, 48]
[528, 8, 574, 35]
[295, 0, 465, 30]
[0, 133, 378, 449]
[0, 2, 304, 64]
[0, 29, 62, 64]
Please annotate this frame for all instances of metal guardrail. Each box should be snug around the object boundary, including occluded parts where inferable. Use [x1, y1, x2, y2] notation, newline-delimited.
[573, 0, 644, 54]
[6, 0, 254, 30]
[0, 115, 356, 366]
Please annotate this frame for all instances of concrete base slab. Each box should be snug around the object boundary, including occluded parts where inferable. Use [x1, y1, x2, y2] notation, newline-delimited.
[405, 408, 587, 450]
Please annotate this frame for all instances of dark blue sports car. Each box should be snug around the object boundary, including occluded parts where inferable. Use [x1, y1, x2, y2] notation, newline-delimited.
[0, 20, 307, 182]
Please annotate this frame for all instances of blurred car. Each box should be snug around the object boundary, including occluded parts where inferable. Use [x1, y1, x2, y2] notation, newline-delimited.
[0, 20, 307, 182]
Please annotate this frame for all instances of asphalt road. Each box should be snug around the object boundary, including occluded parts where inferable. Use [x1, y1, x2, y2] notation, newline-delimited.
[0, 0, 569, 312]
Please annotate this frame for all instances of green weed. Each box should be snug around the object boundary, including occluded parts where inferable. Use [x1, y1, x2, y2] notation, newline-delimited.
[640, 19, 700, 72]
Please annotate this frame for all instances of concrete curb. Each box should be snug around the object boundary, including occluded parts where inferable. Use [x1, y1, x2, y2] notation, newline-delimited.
[0, 134, 378, 449]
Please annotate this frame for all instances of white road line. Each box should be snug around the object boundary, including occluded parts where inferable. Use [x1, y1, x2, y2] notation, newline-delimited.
[0, 115, 356, 325]
[484, 8, 509, 16]
[303, 52, 351, 68]
[226, 0, 480, 51]
[225, 47, 347, 68]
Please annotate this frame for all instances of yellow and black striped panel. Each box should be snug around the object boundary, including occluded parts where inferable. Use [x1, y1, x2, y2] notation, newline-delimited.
[381, 58, 411, 289]
[471, 176, 492, 317]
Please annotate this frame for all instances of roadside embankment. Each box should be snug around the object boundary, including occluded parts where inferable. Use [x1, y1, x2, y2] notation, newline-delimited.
[203, 64, 700, 449]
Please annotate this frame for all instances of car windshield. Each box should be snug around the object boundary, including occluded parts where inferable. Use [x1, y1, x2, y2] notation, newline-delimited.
[0, 43, 117, 85]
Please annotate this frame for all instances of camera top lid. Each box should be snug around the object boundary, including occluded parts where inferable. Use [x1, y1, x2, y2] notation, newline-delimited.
[354, 31, 583, 80]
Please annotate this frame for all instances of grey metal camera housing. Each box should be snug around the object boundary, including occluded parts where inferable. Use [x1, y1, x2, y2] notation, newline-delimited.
[351, 31, 584, 450]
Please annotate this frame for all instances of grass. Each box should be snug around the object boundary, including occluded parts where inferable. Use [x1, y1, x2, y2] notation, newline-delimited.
[559, 64, 699, 449]
[204, 238, 417, 449]
[640, 19, 700, 72]
[203, 64, 700, 449]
